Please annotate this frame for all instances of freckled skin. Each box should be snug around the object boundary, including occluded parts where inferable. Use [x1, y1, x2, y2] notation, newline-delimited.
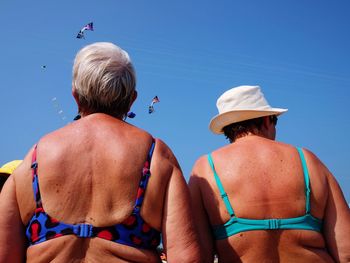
[0, 113, 202, 263]
[189, 117, 350, 263]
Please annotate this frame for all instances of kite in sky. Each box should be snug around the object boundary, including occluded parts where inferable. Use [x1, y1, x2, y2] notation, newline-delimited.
[148, 96, 160, 114]
[77, 22, 94, 39]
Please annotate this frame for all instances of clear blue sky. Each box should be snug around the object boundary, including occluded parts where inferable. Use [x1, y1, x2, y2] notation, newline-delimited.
[1, 0, 349, 202]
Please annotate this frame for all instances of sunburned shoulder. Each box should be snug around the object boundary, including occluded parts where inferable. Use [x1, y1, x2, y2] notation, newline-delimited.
[191, 155, 211, 178]
[37, 120, 82, 146]
[300, 148, 327, 167]
[301, 147, 319, 160]
[300, 147, 332, 176]
[153, 138, 179, 164]
[40, 115, 149, 140]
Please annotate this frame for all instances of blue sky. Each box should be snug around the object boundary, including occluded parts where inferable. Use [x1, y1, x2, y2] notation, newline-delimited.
[1, 0, 349, 202]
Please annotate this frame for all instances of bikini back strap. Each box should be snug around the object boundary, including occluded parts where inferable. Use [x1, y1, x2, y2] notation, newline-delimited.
[134, 138, 156, 210]
[31, 145, 43, 208]
[207, 154, 235, 217]
[296, 147, 311, 214]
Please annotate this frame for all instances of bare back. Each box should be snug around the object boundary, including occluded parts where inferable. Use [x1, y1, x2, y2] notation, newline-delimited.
[190, 135, 350, 262]
[0, 113, 200, 262]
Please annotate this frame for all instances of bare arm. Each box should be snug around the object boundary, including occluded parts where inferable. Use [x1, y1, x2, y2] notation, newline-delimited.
[188, 159, 215, 263]
[0, 175, 27, 262]
[323, 170, 350, 262]
[160, 144, 202, 263]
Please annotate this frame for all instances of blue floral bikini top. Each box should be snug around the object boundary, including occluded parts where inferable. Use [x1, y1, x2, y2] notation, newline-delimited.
[26, 139, 160, 249]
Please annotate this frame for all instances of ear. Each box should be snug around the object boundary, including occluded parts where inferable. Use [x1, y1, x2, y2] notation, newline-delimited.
[129, 90, 137, 109]
[260, 116, 271, 135]
[132, 90, 138, 104]
[72, 89, 79, 104]
[262, 116, 270, 129]
[72, 89, 81, 113]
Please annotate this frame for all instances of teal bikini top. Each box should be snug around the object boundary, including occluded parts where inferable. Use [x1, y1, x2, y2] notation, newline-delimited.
[208, 147, 322, 240]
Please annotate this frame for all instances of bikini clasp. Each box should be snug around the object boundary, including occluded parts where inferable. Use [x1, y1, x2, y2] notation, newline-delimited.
[74, 223, 93, 238]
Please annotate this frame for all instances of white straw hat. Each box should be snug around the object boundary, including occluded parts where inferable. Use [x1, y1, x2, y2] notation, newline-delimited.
[209, 85, 288, 134]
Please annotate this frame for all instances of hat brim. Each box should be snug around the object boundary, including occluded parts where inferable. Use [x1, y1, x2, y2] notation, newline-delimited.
[209, 108, 288, 134]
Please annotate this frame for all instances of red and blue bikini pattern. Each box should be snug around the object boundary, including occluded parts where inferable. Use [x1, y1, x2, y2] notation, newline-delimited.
[26, 139, 160, 249]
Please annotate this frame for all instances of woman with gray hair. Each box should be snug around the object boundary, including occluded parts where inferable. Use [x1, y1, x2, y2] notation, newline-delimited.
[189, 85, 350, 262]
[0, 42, 201, 262]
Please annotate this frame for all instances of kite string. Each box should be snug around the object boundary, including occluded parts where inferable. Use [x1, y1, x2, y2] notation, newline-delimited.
[51, 97, 67, 122]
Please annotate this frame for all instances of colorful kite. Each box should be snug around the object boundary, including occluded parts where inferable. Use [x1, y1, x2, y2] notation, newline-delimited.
[148, 96, 160, 114]
[77, 22, 94, 39]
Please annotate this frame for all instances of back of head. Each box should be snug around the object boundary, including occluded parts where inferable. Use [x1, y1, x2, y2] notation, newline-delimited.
[72, 42, 136, 118]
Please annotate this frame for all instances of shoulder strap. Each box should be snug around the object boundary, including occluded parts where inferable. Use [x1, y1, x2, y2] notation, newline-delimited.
[134, 138, 156, 211]
[31, 145, 43, 208]
[296, 147, 311, 214]
[147, 138, 156, 163]
[207, 154, 235, 217]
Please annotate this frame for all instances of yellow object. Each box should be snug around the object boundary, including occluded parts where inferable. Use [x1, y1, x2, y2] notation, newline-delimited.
[0, 160, 22, 175]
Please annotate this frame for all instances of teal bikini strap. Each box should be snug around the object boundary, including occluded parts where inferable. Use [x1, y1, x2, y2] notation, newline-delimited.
[207, 154, 235, 217]
[296, 147, 311, 214]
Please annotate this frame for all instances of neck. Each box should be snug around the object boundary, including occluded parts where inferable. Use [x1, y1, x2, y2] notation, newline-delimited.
[233, 132, 272, 143]
[78, 111, 124, 121]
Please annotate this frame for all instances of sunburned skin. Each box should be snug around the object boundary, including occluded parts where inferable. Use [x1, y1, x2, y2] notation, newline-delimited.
[0, 114, 202, 263]
[190, 134, 350, 263]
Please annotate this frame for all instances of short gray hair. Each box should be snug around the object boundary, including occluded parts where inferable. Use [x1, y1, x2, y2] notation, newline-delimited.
[72, 42, 136, 118]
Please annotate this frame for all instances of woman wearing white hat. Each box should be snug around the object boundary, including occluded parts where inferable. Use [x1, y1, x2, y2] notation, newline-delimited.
[189, 85, 350, 262]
